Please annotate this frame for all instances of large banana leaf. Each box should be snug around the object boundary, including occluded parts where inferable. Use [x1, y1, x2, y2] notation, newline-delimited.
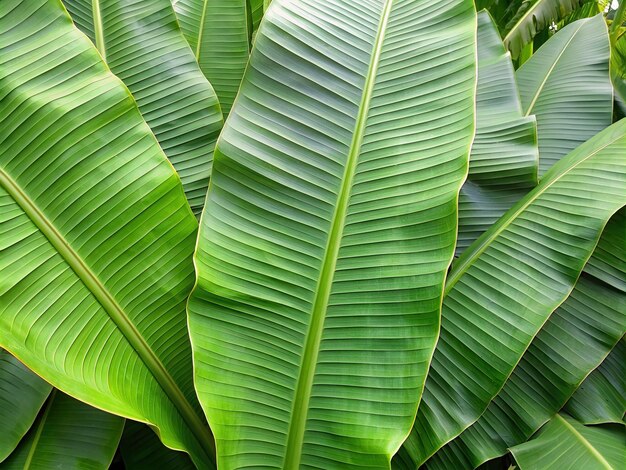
[188, 0, 477, 467]
[564, 338, 626, 425]
[500, 0, 592, 58]
[516, 15, 613, 176]
[424, 211, 626, 469]
[61, 0, 223, 215]
[174, 0, 251, 116]
[0, 1, 214, 467]
[120, 421, 195, 470]
[1, 391, 124, 470]
[510, 414, 626, 470]
[457, 10, 537, 254]
[0, 351, 51, 462]
[395, 119, 626, 469]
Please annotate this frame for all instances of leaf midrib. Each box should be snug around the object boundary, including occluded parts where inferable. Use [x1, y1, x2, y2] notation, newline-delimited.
[282, 0, 395, 467]
[0, 168, 215, 465]
[195, 0, 209, 60]
[91, 0, 106, 60]
[22, 390, 56, 470]
[521, 19, 586, 117]
[555, 414, 613, 469]
[445, 130, 624, 296]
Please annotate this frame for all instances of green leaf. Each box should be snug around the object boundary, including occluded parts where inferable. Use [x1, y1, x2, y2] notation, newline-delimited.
[61, 0, 223, 215]
[188, 0, 477, 467]
[457, 10, 538, 255]
[564, 338, 626, 425]
[0, 350, 51, 462]
[510, 414, 626, 470]
[584, 209, 626, 293]
[120, 421, 195, 470]
[0, 1, 214, 467]
[612, 28, 626, 114]
[516, 15, 613, 176]
[396, 119, 626, 469]
[501, 0, 591, 58]
[1, 391, 124, 470]
[249, 0, 265, 32]
[174, 0, 251, 116]
[424, 210, 626, 469]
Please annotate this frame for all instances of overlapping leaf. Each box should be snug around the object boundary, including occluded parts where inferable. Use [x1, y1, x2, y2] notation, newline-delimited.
[2, 392, 124, 470]
[457, 10, 537, 254]
[189, 0, 477, 467]
[0, 350, 51, 462]
[510, 414, 626, 469]
[62, 0, 223, 215]
[425, 211, 626, 469]
[395, 119, 626, 469]
[516, 15, 613, 176]
[120, 422, 195, 470]
[174, 0, 251, 116]
[564, 338, 626, 425]
[500, 0, 593, 58]
[0, 1, 214, 466]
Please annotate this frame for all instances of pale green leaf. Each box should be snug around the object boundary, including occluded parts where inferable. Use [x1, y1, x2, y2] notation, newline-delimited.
[174, 0, 250, 116]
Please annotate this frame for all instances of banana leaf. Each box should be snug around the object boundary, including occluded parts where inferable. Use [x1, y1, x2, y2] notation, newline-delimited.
[1, 391, 124, 470]
[0, 351, 51, 462]
[424, 210, 626, 469]
[510, 414, 626, 470]
[0, 1, 213, 466]
[189, 0, 478, 467]
[564, 338, 626, 425]
[457, 10, 537, 254]
[120, 421, 195, 470]
[395, 119, 626, 468]
[516, 15, 613, 176]
[174, 0, 251, 116]
[61, 0, 223, 215]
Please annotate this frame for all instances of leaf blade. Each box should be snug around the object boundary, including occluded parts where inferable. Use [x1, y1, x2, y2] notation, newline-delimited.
[0, 1, 213, 466]
[398, 119, 626, 468]
[62, 0, 224, 215]
[189, 0, 477, 467]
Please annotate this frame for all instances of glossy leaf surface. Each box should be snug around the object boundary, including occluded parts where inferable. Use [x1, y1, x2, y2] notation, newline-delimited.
[62, 0, 223, 215]
[516, 15, 613, 176]
[457, 10, 537, 254]
[397, 119, 626, 468]
[510, 414, 626, 470]
[189, 0, 477, 467]
[0, 1, 213, 466]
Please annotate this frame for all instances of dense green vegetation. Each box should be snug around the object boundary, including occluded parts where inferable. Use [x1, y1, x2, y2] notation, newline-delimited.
[0, 0, 624, 469]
